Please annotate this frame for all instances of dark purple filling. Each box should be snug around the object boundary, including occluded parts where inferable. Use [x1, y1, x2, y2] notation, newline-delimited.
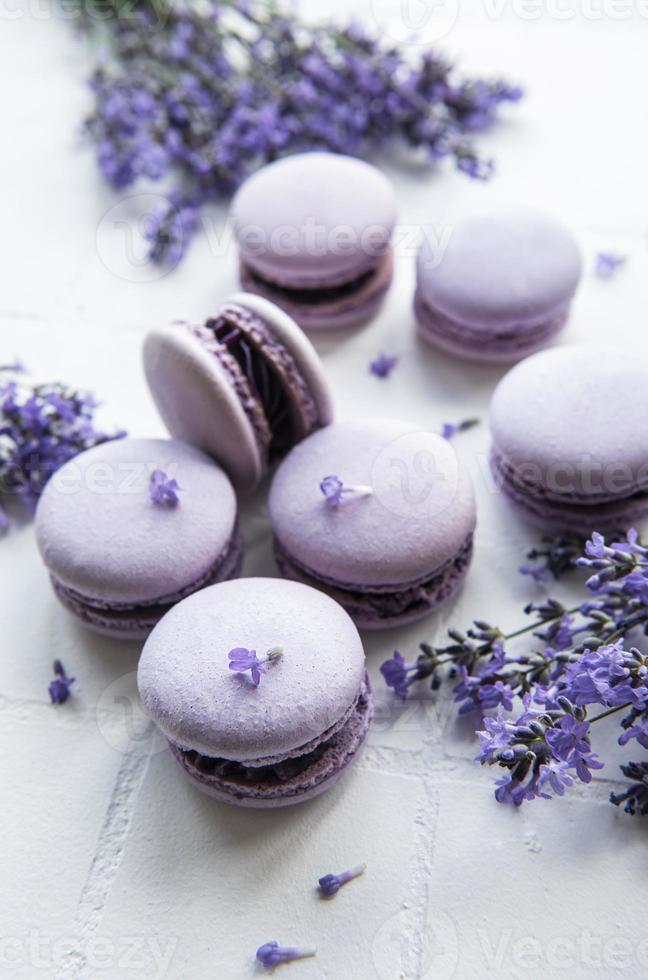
[242, 262, 380, 306]
[173, 682, 371, 790]
[199, 305, 320, 463]
[274, 535, 474, 623]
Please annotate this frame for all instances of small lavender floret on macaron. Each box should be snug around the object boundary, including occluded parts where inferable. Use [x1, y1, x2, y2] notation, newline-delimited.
[594, 252, 625, 279]
[35, 438, 243, 641]
[230, 152, 397, 331]
[270, 419, 477, 630]
[489, 346, 648, 533]
[415, 209, 582, 363]
[143, 293, 334, 493]
[137, 578, 373, 808]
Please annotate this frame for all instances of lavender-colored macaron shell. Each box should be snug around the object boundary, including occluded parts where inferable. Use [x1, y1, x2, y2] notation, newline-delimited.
[231, 152, 397, 286]
[269, 419, 476, 588]
[138, 578, 366, 761]
[490, 346, 648, 502]
[35, 437, 237, 605]
[143, 293, 333, 492]
[417, 209, 582, 330]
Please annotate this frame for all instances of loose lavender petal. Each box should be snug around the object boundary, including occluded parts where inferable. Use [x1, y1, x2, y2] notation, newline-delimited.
[48, 660, 76, 705]
[256, 942, 316, 968]
[594, 252, 625, 279]
[318, 863, 366, 897]
[369, 354, 398, 379]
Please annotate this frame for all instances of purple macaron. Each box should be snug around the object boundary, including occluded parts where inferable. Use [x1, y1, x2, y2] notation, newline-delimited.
[35, 437, 242, 639]
[143, 293, 334, 492]
[268, 419, 476, 629]
[490, 346, 648, 533]
[415, 209, 582, 362]
[137, 578, 372, 807]
[230, 152, 397, 330]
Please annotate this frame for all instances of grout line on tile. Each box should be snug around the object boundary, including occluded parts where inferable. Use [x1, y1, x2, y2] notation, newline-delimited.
[54, 722, 155, 980]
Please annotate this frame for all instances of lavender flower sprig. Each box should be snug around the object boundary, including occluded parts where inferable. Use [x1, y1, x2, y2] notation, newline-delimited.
[256, 942, 316, 968]
[73, 0, 522, 266]
[0, 368, 123, 530]
[381, 529, 648, 814]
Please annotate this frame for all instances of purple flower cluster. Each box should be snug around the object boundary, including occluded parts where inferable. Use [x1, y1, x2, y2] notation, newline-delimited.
[0, 368, 124, 530]
[380, 529, 648, 814]
[78, 1, 522, 265]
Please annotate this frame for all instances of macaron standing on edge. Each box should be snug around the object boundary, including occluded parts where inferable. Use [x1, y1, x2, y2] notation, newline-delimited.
[489, 346, 648, 533]
[143, 293, 334, 493]
[415, 208, 582, 363]
[268, 419, 477, 630]
[137, 578, 372, 807]
[35, 437, 242, 640]
[230, 152, 397, 330]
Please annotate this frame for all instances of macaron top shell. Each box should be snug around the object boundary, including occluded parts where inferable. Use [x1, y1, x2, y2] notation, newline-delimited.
[231, 152, 397, 286]
[417, 209, 582, 330]
[35, 437, 237, 604]
[269, 419, 476, 588]
[490, 346, 648, 497]
[143, 293, 334, 492]
[137, 578, 365, 761]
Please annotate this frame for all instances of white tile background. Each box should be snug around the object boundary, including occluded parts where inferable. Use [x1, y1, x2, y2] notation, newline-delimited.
[2, 2, 648, 978]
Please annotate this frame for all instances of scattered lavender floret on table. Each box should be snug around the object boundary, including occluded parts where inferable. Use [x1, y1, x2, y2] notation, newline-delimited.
[256, 942, 316, 968]
[594, 252, 625, 279]
[75, 0, 523, 265]
[440, 418, 479, 440]
[369, 354, 398, 379]
[318, 863, 366, 897]
[149, 469, 181, 507]
[49, 660, 76, 705]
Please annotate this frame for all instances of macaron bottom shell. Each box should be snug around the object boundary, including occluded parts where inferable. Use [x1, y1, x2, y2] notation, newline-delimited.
[50, 527, 244, 640]
[273, 534, 474, 630]
[168, 676, 372, 808]
[414, 290, 569, 364]
[240, 250, 394, 331]
[490, 452, 648, 534]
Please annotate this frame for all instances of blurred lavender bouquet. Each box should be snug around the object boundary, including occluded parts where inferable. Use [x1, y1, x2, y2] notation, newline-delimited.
[0, 365, 123, 532]
[70, 0, 522, 265]
[381, 531, 648, 816]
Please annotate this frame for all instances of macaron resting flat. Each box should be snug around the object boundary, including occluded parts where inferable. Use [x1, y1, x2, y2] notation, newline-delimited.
[138, 578, 372, 807]
[143, 293, 334, 492]
[415, 209, 582, 362]
[490, 346, 648, 533]
[230, 152, 397, 330]
[268, 419, 476, 629]
[35, 438, 242, 639]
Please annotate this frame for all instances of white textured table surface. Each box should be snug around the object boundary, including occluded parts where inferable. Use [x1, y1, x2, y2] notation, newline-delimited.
[2, 4, 648, 979]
